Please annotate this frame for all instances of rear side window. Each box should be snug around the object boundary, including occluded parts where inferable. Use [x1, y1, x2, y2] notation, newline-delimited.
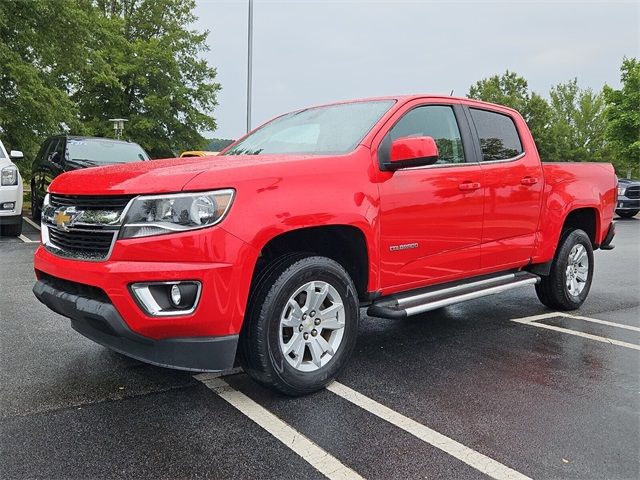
[469, 108, 523, 161]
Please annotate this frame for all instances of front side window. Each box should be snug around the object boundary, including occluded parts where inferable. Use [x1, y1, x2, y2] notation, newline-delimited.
[224, 100, 395, 156]
[383, 105, 466, 165]
[469, 108, 523, 161]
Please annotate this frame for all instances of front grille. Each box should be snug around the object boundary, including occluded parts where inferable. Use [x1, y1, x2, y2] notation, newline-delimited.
[625, 186, 640, 199]
[49, 194, 133, 210]
[46, 226, 117, 261]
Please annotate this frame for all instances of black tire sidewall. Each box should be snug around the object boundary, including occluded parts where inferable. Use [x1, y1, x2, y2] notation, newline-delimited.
[554, 229, 594, 308]
[261, 257, 359, 394]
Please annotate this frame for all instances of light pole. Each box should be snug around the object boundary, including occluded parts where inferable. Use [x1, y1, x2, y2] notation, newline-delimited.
[246, 0, 253, 134]
[108, 118, 128, 139]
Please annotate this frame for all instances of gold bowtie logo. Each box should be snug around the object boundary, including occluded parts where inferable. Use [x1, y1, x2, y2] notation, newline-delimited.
[54, 210, 73, 230]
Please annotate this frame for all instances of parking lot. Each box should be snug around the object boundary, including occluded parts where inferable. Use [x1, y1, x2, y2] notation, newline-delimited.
[1, 217, 638, 479]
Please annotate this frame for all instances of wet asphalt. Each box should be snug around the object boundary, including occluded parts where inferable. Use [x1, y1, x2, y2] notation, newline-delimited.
[1, 217, 638, 479]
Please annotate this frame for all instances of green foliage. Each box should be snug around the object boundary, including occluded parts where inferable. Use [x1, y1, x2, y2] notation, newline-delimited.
[468, 71, 553, 160]
[603, 58, 640, 178]
[0, 0, 219, 177]
[207, 138, 235, 151]
[0, 0, 93, 177]
[546, 79, 607, 163]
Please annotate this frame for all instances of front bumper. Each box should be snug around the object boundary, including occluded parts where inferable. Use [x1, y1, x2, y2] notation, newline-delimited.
[616, 197, 640, 210]
[0, 213, 21, 226]
[0, 181, 23, 218]
[33, 274, 238, 371]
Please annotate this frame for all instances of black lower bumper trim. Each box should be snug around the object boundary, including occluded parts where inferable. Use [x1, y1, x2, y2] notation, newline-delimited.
[0, 214, 22, 226]
[33, 278, 238, 372]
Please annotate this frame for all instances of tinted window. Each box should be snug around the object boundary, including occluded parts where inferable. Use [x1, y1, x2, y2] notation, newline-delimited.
[385, 105, 465, 165]
[65, 139, 149, 166]
[224, 100, 395, 156]
[470, 108, 523, 161]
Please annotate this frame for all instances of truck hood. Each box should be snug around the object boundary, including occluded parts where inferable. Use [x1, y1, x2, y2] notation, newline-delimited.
[48, 154, 343, 195]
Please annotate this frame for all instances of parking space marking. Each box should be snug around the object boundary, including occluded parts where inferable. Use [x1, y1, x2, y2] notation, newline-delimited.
[327, 381, 531, 480]
[23, 217, 41, 230]
[18, 234, 37, 243]
[198, 376, 363, 480]
[511, 312, 640, 351]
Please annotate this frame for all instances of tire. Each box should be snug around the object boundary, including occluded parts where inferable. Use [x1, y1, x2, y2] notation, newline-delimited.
[238, 255, 360, 396]
[535, 229, 594, 310]
[616, 209, 639, 219]
[31, 185, 42, 222]
[0, 220, 23, 237]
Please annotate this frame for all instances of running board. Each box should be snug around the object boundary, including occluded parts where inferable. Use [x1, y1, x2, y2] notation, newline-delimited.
[368, 271, 540, 319]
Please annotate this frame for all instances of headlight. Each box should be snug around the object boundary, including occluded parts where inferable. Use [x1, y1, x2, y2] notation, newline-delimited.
[1, 166, 18, 186]
[120, 189, 235, 239]
[618, 186, 626, 196]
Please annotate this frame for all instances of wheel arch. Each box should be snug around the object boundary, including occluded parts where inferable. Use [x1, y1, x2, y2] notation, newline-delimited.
[251, 224, 372, 302]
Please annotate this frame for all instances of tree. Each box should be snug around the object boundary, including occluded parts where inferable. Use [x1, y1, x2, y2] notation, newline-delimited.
[0, 0, 93, 176]
[603, 58, 640, 178]
[468, 70, 553, 160]
[75, 0, 221, 158]
[545, 79, 607, 163]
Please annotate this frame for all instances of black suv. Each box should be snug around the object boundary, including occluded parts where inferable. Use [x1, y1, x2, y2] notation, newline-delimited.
[617, 177, 640, 219]
[31, 136, 149, 221]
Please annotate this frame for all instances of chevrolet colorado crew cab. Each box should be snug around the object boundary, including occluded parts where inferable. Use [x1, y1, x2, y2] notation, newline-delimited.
[33, 95, 617, 395]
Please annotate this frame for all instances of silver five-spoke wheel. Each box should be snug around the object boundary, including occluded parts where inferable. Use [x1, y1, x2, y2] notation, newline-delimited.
[566, 243, 589, 296]
[279, 280, 346, 372]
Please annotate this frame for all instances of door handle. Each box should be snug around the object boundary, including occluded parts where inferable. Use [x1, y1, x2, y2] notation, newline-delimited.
[521, 176, 538, 185]
[458, 182, 481, 191]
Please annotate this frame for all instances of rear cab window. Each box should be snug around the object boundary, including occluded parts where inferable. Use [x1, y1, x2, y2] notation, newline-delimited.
[469, 108, 523, 161]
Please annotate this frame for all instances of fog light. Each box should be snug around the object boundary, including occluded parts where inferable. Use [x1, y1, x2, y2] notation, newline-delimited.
[170, 284, 182, 306]
[130, 281, 201, 317]
[1, 202, 15, 210]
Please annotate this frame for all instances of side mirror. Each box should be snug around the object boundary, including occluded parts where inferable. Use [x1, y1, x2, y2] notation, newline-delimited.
[9, 150, 23, 160]
[388, 136, 439, 170]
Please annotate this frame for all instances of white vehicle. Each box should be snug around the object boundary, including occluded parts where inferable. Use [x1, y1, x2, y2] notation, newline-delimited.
[0, 140, 24, 237]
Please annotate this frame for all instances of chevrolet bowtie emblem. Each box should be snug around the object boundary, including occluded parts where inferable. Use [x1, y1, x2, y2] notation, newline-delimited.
[53, 209, 75, 230]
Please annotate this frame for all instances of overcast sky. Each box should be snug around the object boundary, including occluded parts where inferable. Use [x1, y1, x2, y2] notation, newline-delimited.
[193, 0, 639, 140]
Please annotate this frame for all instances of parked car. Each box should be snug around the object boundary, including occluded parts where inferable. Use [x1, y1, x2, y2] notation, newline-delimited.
[616, 177, 640, 218]
[0, 140, 24, 237]
[31, 136, 149, 221]
[33, 95, 616, 396]
[180, 150, 219, 157]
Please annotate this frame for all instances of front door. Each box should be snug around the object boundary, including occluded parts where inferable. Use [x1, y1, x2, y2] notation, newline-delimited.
[377, 102, 484, 293]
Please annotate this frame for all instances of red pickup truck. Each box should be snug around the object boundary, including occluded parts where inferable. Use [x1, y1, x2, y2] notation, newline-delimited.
[33, 95, 616, 395]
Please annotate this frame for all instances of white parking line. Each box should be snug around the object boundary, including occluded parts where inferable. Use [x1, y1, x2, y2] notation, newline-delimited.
[197, 376, 363, 480]
[327, 381, 531, 480]
[18, 234, 37, 243]
[511, 312, 640, 351]
[23, 216, 41, 230]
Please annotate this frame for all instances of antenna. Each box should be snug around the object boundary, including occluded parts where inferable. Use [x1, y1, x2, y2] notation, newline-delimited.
[450, 89, 454, 96]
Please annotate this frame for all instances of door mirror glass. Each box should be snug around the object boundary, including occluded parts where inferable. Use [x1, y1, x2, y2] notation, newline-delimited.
[389, 136, 439, 169]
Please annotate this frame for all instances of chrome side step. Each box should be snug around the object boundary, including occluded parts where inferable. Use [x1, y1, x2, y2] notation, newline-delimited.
[368, 271, 540, 319]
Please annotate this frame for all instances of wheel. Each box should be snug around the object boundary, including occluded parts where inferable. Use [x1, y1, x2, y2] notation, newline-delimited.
[535, 229, 594, 310]
[31, 185, 42, 222]
[616, 209, 639, 219]
[238, 255, 359, 396]
[0, 220, 22, 237]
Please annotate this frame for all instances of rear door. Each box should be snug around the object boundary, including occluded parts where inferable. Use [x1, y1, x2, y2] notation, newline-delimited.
[376, 101, 484, 292]
[466, 107, 543, 269]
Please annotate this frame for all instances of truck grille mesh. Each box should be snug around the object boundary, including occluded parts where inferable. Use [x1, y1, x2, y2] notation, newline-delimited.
[44, 195, 130, 261]
[625, 186, 640, 199]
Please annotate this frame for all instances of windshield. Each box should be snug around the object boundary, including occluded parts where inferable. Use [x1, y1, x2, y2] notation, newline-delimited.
[224, 100, 395, 156]
[66, 139, 149, 165]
